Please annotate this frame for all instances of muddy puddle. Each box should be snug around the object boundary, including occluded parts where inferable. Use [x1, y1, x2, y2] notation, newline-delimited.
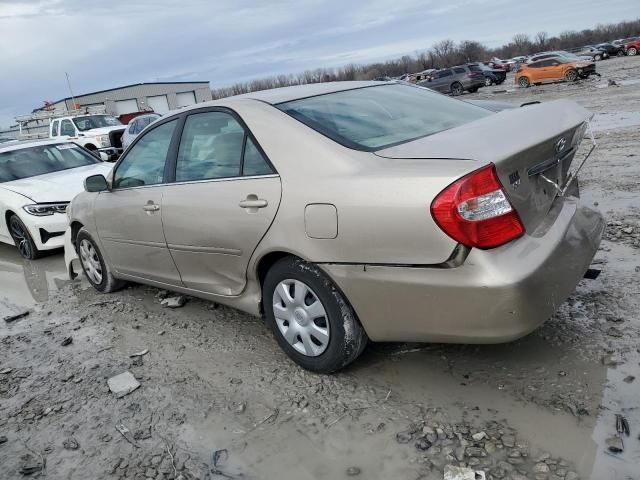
[0, 244, 70, 318]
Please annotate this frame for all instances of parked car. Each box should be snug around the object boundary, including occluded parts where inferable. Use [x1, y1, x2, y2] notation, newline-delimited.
[121, 113, 161, 150]
[624, 38, 640, 56]
[418, 66, 484, 95]
[612, 36, 639, 47]
[470, 63, 506, 86]
[0, 139, 112, 259]
[50, 114, 126, 161]
[489, 60, 511, 72]
[569, 46, 609, 61]
[516, 57, 596, 87]
[595, 43, 624, 57]
[65, 81, 603, 372]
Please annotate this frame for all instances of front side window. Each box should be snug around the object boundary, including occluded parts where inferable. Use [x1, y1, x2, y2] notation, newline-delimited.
[277, 84, 491, 151]
[176, 111, 244, 182]
[113, 119, 177, 188]
[60, 119, 75, 136]
[0, 143, 98, 183]
[438, 70, 452, 78]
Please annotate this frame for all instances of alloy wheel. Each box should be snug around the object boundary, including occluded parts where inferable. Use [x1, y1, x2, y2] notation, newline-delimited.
[272, 279, 329, 357]
[79, 239, 103, 285]
[9, 217, 32, 258]
[628, 48, 637, 56]
[485, 77, 492, 87]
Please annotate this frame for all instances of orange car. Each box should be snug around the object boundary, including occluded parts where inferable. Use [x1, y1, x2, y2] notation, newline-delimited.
[515, 57, 595, 87]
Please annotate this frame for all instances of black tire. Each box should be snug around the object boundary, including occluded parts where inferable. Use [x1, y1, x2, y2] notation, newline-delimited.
[565, 69, 578, 82]
[617, 50, 624, 57]
[468, 87, 479, 93]
[484, 77, 493, 87]
[627, 47, 637, 56]
[518, 76, 530, 88]
[263, 257, 368, 373]
[76, 228, 126, 293]
[450, 82, 464, 96]
[8, 214, 42, 260]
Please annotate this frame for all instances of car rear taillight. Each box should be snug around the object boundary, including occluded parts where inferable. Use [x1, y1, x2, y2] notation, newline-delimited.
[430, 164, 524, 249]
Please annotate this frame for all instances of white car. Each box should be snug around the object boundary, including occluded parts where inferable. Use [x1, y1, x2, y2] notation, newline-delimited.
[0, 139, 112, 259]
[121, 113, 161, 150]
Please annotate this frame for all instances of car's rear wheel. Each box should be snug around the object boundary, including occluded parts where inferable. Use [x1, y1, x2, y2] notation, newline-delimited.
[76, 229, 126, 293]
[450, 82, 464, 96]
[263, 257, 368, 373]
[594, 54, 602, 61]
[484, 77, 493, 87]
[8, 214, 42, 260]
[628, 47, 638, 56]
[565, 69, 578, 82]
[518, 76, 530, 88]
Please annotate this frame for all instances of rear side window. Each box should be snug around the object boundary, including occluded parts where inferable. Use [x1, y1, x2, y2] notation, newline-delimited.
[176, 111, 244, 182]
[114, 120, 177, 188]
[454, 67, 466, 74]
[277, 84, 491, 151]
[438, 70, 452, 78]
[242, 137, 272, 176]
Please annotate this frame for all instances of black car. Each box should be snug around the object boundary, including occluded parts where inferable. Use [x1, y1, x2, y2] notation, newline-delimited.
[469, 63, 506, 86]
[595, 43, 624, 57]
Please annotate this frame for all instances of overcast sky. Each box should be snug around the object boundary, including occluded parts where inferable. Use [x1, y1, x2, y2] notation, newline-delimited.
[0, 0, 637, 126]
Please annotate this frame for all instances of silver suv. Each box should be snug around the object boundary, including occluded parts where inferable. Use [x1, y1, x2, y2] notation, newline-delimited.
[418, 66, 485, 96]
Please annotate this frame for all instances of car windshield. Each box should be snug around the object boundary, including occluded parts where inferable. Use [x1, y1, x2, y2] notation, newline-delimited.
[277, 84, 492, 151]
[0, 143, 98, 182]
[73, 115, 122, 131]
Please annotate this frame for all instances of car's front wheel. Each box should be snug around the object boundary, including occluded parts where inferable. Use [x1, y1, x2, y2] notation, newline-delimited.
[263, 257, 368, 373]
[484, 77, 493, 87]
[450, 82, 464, 96]
[76, 229, 126, 293]
[628, 47, 638, 56]
[565, 69, 579, 82]
[594, 54, 602, 61]
[8, 214, 42, 260]
[518, 76, 530, 88]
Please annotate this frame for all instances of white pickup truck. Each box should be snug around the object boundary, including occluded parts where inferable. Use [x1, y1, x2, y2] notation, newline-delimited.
[49, 114, 126, 161]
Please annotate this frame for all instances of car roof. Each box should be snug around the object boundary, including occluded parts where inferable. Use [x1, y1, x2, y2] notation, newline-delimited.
[0, 138, 71, 153]
[231, 81, 389, 104]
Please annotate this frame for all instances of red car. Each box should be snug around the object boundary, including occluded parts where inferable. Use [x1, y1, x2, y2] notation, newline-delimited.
[491, 61, 512, 72]
[624, 39, 640, 56]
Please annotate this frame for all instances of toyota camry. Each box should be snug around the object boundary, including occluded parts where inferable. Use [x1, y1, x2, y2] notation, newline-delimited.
[65, 81, 604, 372]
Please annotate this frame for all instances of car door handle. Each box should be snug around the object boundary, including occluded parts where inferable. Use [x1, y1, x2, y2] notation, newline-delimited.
[142, 204, 160, 212]
[239, 199, 268, 209]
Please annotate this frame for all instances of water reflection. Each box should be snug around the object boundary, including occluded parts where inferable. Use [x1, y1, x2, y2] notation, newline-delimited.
[0, 243, 69, 314]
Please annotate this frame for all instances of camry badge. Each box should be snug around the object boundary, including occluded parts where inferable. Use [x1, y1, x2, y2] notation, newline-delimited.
[509, 171, 521, 190]
[555, 137, 567, 154]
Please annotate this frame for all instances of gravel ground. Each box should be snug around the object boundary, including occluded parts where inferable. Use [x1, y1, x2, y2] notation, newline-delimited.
[1, 56, 639, 480]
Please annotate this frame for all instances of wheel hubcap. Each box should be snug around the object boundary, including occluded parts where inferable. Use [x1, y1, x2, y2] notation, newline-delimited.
[79, 239, 103, 284]
[10, 218, 31, 258]
[272, 279, 329, 357]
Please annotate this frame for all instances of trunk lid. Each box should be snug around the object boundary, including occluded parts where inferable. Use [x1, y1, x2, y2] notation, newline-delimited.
[375, 99, 592, 233]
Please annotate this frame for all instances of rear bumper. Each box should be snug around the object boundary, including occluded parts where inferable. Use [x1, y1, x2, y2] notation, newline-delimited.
[322, 197, 604, 343]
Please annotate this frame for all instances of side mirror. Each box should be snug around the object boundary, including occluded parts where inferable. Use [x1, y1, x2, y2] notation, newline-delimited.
[84, 174, 109, 193]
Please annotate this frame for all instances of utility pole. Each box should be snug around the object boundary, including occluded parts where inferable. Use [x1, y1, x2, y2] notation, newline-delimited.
[65, 72, 77, 111]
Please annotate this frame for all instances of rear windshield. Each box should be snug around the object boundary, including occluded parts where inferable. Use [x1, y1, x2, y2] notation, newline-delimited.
[0, 143, 98, 182]
[467, 64, 483, 72]
[277, 84, 491, 151]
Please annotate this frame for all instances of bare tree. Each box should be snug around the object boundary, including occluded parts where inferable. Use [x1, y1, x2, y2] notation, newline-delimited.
[535, 31, 548, 50]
